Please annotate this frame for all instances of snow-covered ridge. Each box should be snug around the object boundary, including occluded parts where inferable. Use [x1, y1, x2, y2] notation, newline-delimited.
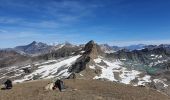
[11, 55, 81, 83]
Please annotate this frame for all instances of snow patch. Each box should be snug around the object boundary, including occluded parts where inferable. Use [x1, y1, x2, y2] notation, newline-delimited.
[94, 58, 102, 63]
[93, 59, 122, 82]
[120, 69, 141, 84]
[137, 75, 151, 86]
[153, 79, 168, 88]
[93, 57, 152, 85]
[80, 51, 85, 53]
[14, 55, 81, 83]
[151, 54, 155, 57]
[104, 50, 116, 54]
[89, 65, 96, 69]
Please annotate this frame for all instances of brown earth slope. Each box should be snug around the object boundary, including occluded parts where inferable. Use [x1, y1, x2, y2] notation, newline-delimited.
[0, 79, 169, 100]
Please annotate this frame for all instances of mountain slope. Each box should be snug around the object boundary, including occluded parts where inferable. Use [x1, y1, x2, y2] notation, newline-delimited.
[14, 41, 52, 56]
[0, 50, 29, 68]
[0, 79, 169, 100]
[14, 55, 81, 83]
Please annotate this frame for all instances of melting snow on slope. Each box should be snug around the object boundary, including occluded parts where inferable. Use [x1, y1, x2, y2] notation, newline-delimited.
[94, 58, 102, 63]
[14, 55, 81, 83]
[119, 68, 141, 84]
[93, 57, 122, 82]
[89, 65, 96, 69]
[93, 57, 152, 85]
[153, 79, 168, 88]
[137, 75, 151, 86]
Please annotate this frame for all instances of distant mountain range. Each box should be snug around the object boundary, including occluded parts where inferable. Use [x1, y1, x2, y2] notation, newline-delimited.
[2, 40, 170, 57]
[14, 41, 52, 56]
[100, 44, 147, 53]
[122, 44, 146, 50]
[0, 41, 153, 56]
[0, 41, 77, 56]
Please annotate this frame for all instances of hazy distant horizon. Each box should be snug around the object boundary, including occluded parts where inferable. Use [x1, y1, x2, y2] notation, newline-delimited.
[1, 39, 170, 49]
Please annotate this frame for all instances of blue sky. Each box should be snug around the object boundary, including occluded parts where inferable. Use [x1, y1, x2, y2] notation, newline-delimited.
[0, 0, 170, 48]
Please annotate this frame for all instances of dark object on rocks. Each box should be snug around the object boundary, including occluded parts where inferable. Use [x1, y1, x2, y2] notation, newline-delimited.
[54, 80, 66, 92]
[23, 68, 31, 73]
[138, 85, 145, 88]
[32, 74, 41, 80]
[67, 73, 76, 79]
[4, 79, 13, 89]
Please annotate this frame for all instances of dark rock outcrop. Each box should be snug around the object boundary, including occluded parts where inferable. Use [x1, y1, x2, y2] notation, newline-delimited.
[83, 40, 103, 59]
[69, 40, 103, 73]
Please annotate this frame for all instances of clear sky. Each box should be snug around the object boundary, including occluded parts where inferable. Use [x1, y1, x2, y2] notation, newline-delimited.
[0, 0, 170, 48]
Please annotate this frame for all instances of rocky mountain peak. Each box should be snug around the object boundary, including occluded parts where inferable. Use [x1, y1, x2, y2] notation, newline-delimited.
[68, 40, 103, 73]
[84, 40, 95, 51]
[100, 44, 117, 53]
[83, 40, 103, 59]
[29, 41, 48, 47]
[14, 41, 51, 56]
[31, 41, 37, 44]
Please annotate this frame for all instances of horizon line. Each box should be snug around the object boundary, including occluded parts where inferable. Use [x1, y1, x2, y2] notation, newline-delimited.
[1, 39, 170, 49]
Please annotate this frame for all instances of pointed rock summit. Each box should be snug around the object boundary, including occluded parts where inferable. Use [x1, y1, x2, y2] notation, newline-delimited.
[69, 40, 103, 73]
[31, 41, 37, 45]
[83, 40, 103, 59]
